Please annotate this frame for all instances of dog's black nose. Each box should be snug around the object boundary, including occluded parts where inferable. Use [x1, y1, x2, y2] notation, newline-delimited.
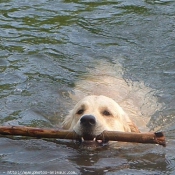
[80, 115, 96, 126]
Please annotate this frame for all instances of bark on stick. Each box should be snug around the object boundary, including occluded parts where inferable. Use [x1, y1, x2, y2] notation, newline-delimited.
[0, 125, 166, 147]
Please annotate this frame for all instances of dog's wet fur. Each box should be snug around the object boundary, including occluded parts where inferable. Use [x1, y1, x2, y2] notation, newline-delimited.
[62, 95, 140, 146]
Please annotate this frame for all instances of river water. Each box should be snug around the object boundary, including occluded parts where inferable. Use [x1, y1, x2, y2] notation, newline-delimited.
[0, 0, 175, 174]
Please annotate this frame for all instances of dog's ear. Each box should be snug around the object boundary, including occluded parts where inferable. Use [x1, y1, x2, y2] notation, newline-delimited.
[120, 112, 140, 133]
[62, 111, 73, 130]
[128, 120, 140, 133]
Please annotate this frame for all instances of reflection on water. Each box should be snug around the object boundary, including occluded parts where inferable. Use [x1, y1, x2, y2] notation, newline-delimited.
[0, 0, 175, 174]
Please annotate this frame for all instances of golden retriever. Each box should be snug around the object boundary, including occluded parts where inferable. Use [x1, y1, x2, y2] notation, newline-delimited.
[61, 61, 161, 144]
[62, 95, 140, 143]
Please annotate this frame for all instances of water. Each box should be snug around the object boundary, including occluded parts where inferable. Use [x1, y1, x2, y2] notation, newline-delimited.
[0, 0, 175, 174]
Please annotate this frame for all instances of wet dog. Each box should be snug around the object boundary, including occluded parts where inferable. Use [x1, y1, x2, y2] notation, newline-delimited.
[62, 95, 140, 144]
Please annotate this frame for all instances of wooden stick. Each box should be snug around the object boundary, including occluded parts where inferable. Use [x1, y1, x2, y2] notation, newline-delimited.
[96, 131, 166, 147]
[0, 125, 166, 147]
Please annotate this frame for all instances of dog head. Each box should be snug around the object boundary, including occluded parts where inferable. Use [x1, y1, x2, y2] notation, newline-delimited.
[62, 95, 139, 142]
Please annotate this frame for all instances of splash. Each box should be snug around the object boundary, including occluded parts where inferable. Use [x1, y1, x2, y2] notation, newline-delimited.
[69, 60, 162, 132]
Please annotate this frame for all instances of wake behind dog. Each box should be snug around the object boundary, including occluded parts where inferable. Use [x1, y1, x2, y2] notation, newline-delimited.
[62, 60, 161, 145]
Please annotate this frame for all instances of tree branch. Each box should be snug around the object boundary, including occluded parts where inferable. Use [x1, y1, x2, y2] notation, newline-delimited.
[0, 125, 166, 147]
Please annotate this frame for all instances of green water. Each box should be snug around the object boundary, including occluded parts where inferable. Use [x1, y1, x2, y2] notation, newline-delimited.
[0, 0, 175, 174]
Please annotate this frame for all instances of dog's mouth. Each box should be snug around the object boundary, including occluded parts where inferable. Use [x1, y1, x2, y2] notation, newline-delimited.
[81, 137, 103, 143]
[77, 133, 108, 146]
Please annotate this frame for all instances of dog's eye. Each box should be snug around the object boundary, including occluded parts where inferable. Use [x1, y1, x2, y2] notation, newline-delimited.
[102, 110, 111, 116]
[76, 109, 84, 115]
